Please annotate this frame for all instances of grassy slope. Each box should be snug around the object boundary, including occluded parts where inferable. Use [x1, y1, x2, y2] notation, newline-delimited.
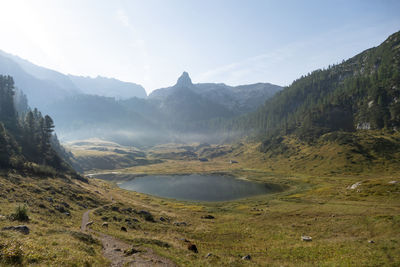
[1, 134, 399, 266]
[65, 139, 159, 172]
[0, 173, 109, 266]
[83, 137, 399, 266]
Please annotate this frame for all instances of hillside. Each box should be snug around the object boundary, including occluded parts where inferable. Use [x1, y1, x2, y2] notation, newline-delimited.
[233, 31, 400, 144]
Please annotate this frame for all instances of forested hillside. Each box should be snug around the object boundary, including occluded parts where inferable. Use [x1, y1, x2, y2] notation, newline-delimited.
[228, 31, 400, 146]
[0, 75, 76, 175]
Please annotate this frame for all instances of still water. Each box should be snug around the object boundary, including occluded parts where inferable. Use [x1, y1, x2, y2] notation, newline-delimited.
[115, 174, 281, 201]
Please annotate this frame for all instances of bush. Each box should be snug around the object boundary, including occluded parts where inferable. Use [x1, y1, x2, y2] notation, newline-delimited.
[10, 205, 29, 222]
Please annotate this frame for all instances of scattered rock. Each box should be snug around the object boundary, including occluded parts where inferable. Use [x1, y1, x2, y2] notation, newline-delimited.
[138, 210, 155, 222]
[242, 254, 251, 260]
[230, 160, 238, 164]
[2, 225, 30, 235]
[174, 222, 187, 226]
[188, 243, 198, 253]
[121, 207, 133, 213]
[64, 212, 70, 216]
[54, 205, 67, 213]
[61, 202, 70, 208]
[388, 181, 398, 184]
[368, 240, 375, 243]
[202, 215, 215, 219]
[124, 247, 141, 256]
[347, 182, 362, 190]
[205, 252, 213, 258]
[301, 235, 312, 242]
[199, 158, 208, 162]
[138, 210, 151, 216]
[121, 226, 127, 232]
[114, 248, 121, 252]
[86, 221, 94, 227]
[111, 206, 119, 212]
[159, 216, 167, 222]
[102, 222, 109, 228]
[0, 215, 6, 220]
[101, 216, 109, 221]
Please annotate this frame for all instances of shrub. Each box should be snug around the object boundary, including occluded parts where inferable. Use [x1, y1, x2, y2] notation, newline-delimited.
[10, 205, 29, 222]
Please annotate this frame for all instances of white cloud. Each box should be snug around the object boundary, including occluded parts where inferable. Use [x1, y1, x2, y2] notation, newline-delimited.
[115, 8, 131, 28]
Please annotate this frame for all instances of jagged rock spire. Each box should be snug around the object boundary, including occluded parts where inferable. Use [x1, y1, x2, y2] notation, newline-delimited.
[175, 71, 193, 87]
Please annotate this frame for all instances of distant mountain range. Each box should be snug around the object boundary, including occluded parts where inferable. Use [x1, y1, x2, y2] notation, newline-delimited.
[42, 72, 281, 145]
[0, 50, 147, 109]
[1, 29, 399, 150]
[0, 50, 282, 145]
[150, 71, 281, 115]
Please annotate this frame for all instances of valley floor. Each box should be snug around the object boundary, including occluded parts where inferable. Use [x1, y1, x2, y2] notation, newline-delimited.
[84, 166, 400, 266]
[1, 139, 400, 266]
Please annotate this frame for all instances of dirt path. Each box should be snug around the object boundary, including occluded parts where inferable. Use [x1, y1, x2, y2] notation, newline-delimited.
[81, 204, 177, 267]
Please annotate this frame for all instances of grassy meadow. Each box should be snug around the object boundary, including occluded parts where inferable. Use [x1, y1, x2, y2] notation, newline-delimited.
[1, 135, 399, 266]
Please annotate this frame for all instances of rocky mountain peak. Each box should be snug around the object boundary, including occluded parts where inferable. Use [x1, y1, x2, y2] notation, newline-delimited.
[175, 71, 193, 87]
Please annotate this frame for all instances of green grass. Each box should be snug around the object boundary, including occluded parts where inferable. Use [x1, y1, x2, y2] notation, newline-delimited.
[1, 134, 400, 266]
[86, 172, 400, 266]
[0, 173, 109, 266]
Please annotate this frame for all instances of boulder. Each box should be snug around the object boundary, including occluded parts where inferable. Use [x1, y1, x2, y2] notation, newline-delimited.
[138, 210, 155, 222]
[102, 222, 108, 228]
[301, 235, 312, 242]
[188, 243, 198, 253]
[242, 255, 251, 260]
[2, 225, 30, 235]
[54, 205, 67, 213]
[174, 222, 187, 226]
[347, 182, 362, 190]
[111, 206, 119, 212]
[124, 247, 141, 256]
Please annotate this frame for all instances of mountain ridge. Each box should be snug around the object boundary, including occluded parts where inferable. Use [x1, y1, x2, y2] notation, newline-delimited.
[223, 30, 400, 150]
[0, 50, 147, 110]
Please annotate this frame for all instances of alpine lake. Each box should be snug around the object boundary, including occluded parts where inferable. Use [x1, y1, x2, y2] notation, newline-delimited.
[93, 173, 283, 202]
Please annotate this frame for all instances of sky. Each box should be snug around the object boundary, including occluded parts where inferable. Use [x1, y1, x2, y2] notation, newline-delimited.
[0, 0, 399, 94]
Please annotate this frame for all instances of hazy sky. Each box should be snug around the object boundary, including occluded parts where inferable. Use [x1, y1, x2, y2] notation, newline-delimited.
[0, 0, 399, 94]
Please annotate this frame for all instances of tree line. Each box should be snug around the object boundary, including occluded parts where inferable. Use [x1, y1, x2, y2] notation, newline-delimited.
[0, 75, 73, 174]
